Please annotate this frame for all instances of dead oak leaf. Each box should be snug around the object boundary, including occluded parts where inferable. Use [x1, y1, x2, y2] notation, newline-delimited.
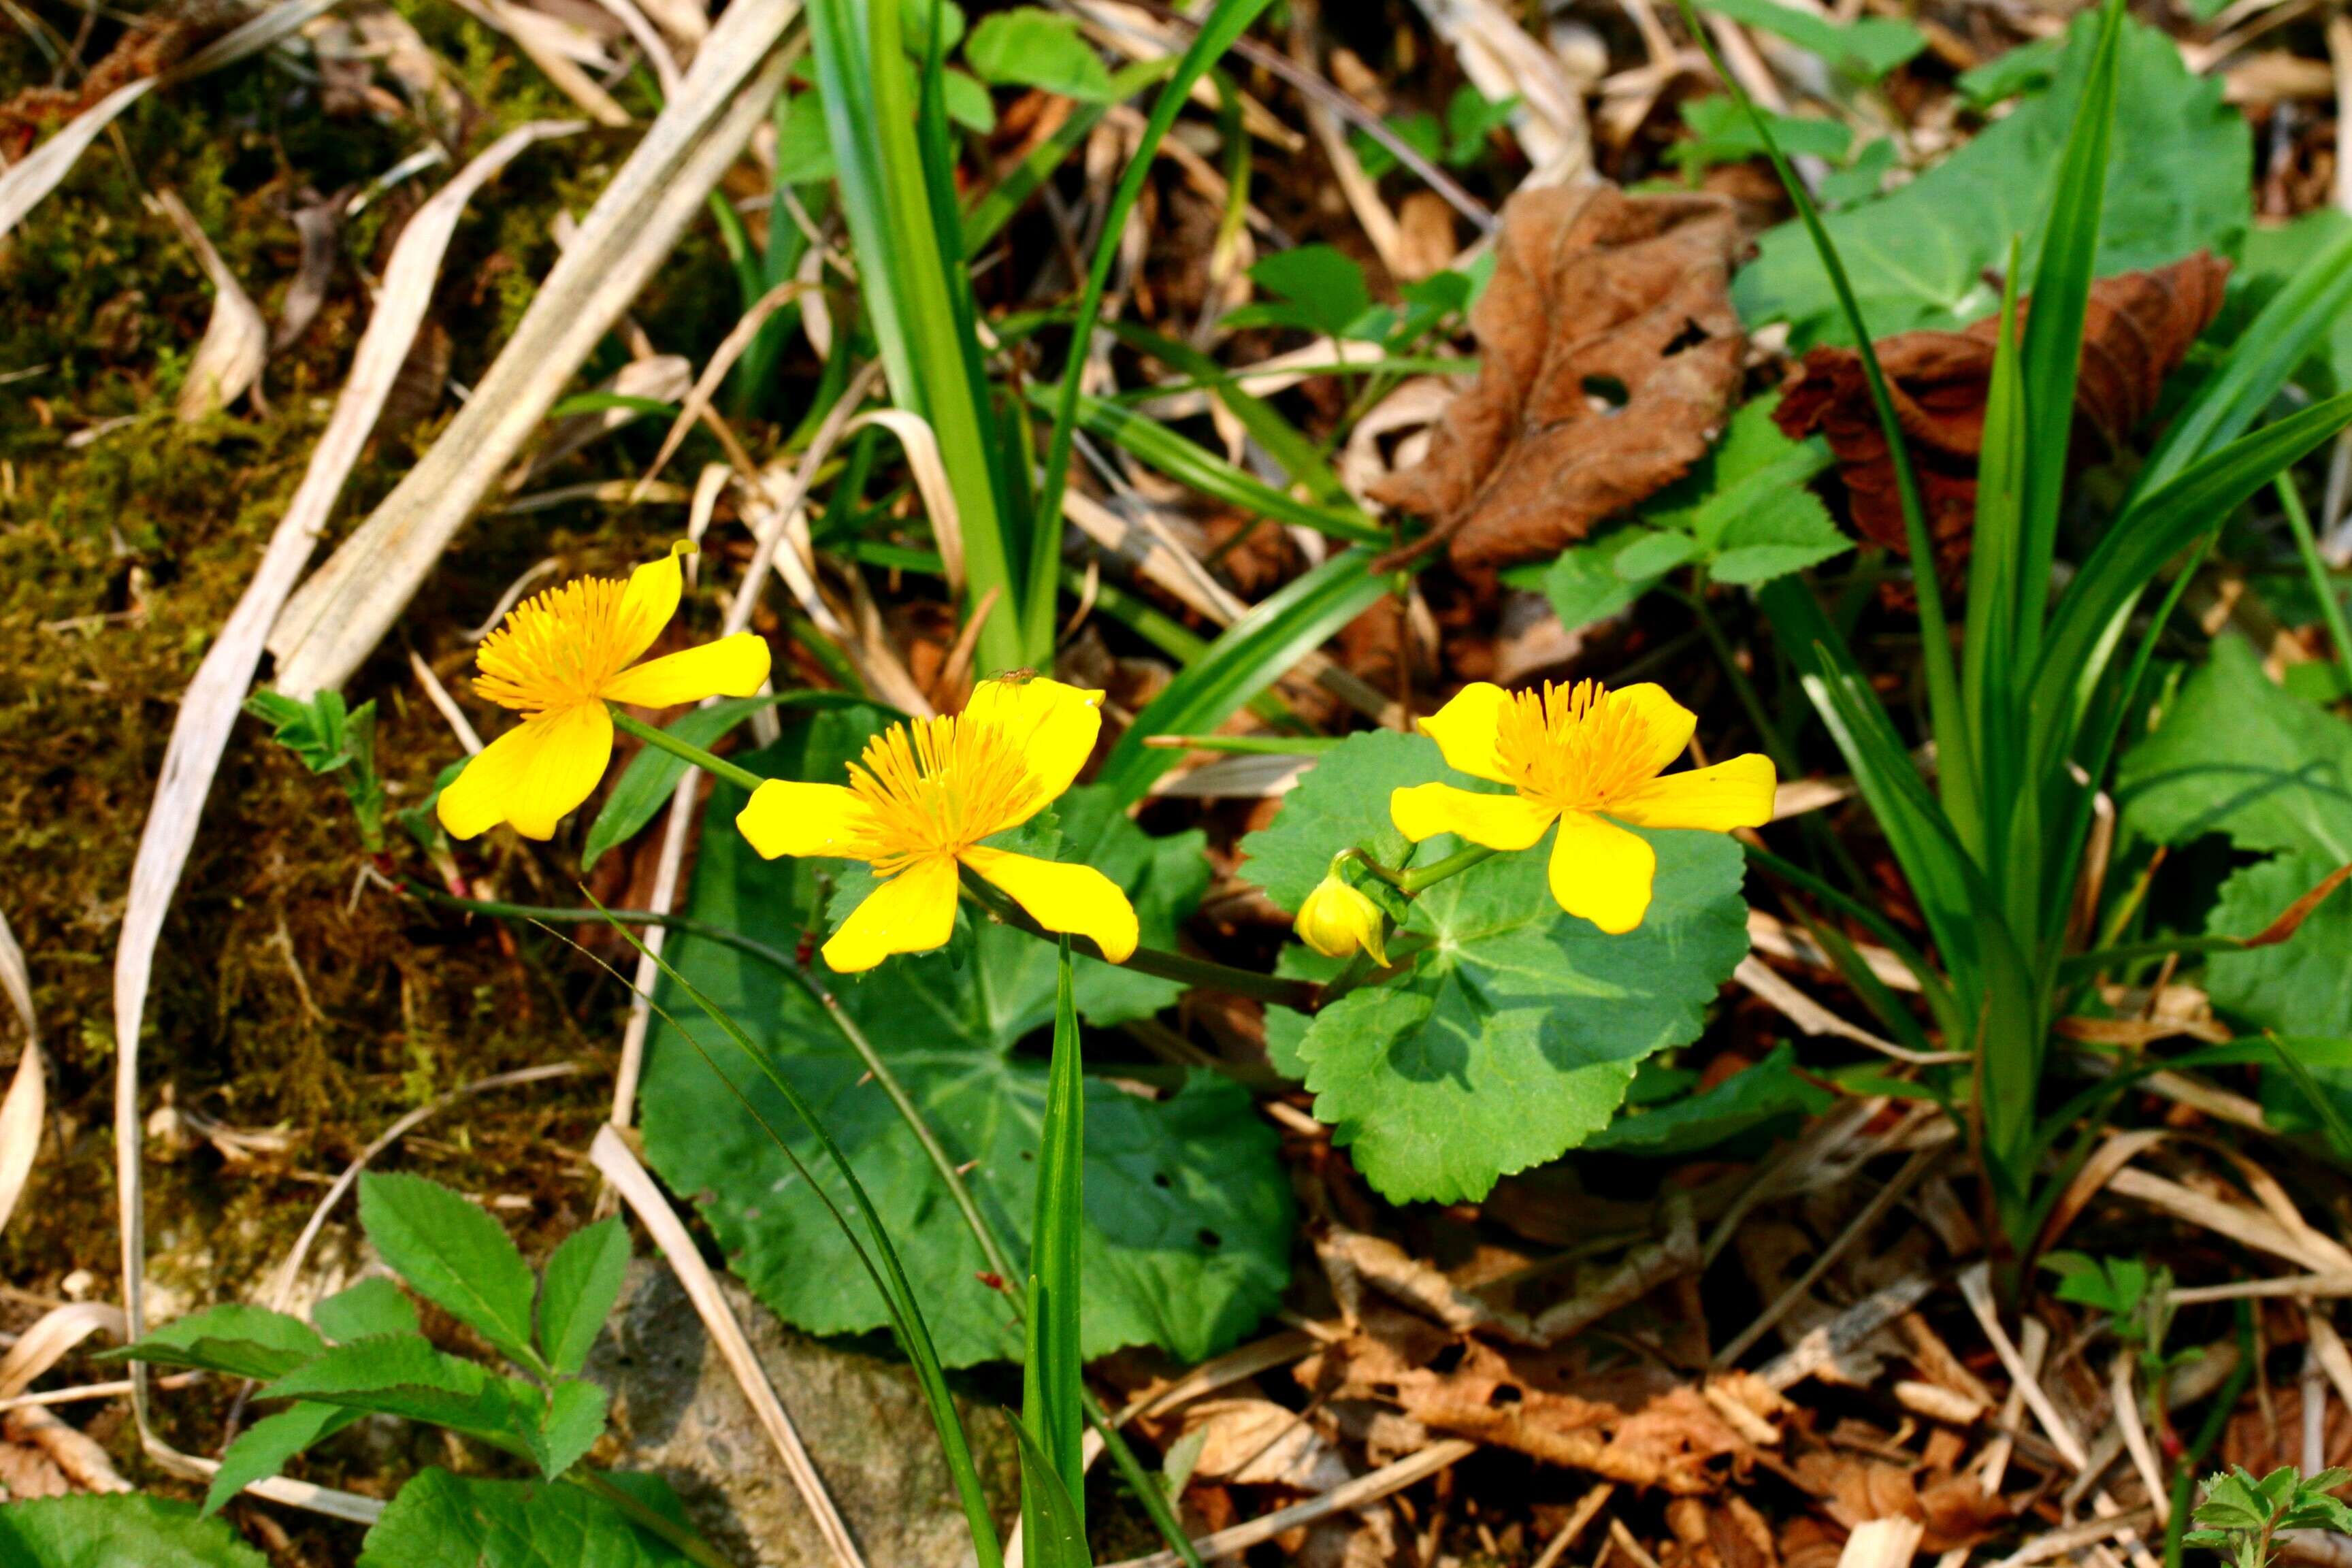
[1369, 182, 1747, 570]
[1773, 252, 2231, 574]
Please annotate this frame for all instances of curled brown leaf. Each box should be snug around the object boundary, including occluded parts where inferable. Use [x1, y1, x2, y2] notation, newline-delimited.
[1774, 252, 2232, 574]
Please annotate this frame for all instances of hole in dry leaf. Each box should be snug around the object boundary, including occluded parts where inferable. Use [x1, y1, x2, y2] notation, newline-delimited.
[1661, 318, 1710, 357]
[1580, 374, 1630, 413]
[1486, 1384, 1524, 1408]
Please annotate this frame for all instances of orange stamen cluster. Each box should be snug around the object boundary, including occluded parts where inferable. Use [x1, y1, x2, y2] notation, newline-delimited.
[846, 713, 1041, 873]
[473, 578, 649, 713]
[1493, 680, 1663, 813]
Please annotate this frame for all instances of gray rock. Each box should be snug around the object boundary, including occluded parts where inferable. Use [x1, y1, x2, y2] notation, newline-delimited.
[589, 1260, 1019, 1568]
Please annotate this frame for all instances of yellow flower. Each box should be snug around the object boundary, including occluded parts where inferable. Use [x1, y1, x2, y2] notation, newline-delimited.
[734, 676, 1139, 974]
[438, 544, 772, 841]
[1389, 680, 1775, 934]
[1294, 867, 1389, 966]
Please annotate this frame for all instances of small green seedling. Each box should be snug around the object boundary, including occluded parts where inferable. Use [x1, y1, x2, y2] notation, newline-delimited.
[244, 689, 387, 851]
[2186, 1466, 2352, 1568]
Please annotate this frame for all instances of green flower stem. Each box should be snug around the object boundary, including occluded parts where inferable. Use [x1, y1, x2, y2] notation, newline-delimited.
[1333, 847, 1407, 889]
[955, 868, 1320, 1010]
[608, 707, 768, 794]
[2277, 473, 2352, 695]
[1398, 844, 1495, 894]
[405, 883, 1209, 1568]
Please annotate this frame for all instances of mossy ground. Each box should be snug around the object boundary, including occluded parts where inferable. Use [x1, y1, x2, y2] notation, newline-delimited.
[0, 5, 762, 1546]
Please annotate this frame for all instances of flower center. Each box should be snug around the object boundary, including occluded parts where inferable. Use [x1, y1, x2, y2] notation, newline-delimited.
[474, 577, 649, 713]
[1492, 680, 1664, 814]
[847, 713, 1041, 872]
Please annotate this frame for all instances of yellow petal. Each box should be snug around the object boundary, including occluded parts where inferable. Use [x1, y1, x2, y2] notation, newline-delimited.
[1415, 682, 1515, 784]
[1613, 753, 1777, 832]
[1605, 683, 1699, 780]
[615, 543, 689, 666]
[1294, 873, 1388, 966]
[961, 846, 1139, 962]
[961, 676, 1104, 802]
[436, 702, 614, 841]
[736, 780, 875, 860]
[1390, 783, 1556, 849]
[821, 855, 960, 973]
[1548, 811, 1656, 934]
[601, 634, 773, 708]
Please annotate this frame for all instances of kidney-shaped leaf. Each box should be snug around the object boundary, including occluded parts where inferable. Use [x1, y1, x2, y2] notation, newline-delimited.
[1292, 827, 1750, 1203]
[640, 708, 1292, 1367]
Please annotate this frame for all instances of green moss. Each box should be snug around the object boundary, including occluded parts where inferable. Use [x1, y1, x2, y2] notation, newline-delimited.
[0, 4, 753, 1497]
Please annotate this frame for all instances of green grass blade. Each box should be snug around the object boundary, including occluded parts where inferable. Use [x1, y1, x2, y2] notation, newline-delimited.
[1027, 0, 1282, 660]
[590, 906, 1004, 1568]
[2140, 223, 2352, 495]
[962, 60, 1175, 255]
[1961, 249, 2027, 864]
[2034, 391, 2352, 755]
[2011, 0, 2123, 661]
[1103, 323, 1356, 509]
[809, 0, 1026, 674]
[2278, 472, 2352, 694]
[1009, 1417, 1092, 1568]
[1047, 386, 1384, 544]
[1669, 0, 1975, 853]
[1024, 939, 1086, 1549]
[1754, 578, 1989, 988]
[1095, 547, 1392, 803]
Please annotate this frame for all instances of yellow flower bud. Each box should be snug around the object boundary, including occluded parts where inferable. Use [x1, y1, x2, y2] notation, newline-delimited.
[1294, 871, 1389, 966]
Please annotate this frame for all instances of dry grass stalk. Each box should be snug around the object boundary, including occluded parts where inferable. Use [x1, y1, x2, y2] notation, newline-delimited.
[0, 907, 46, 1242]
[1838, 1516, 1926, 1568]
[1718, 1145, 1944, 1367]
[1102, 1438, 1479, 1568]
[267, 0, 803, 697]
[105, 120, 586, 1509]
[1959, 1263, 2088, 1470]
[153, 189, 267, 423]
[0, 1305, 128, 1402]
[590, 1126, 870, 1568]
[0, 0, 346, 240]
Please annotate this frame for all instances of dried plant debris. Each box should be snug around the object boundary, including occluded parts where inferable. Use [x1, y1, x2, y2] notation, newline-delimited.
[1370, 183, 1746, 570]
[1294, 1302, 1769, 1493]
[1774, 252, 2232, 570]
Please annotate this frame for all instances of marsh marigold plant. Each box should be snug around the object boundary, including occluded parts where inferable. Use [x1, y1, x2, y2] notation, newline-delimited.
[438, 544, 772, 840]
[1390, 680, 1776, 933]
[735, 676, 1139, 973]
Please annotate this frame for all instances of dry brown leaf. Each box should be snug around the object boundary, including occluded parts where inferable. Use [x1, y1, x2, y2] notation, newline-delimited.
[1774, 253, 2232, 574]
[2225, 1383, 2352, 1475]
[0, 1439, 71, 1499]
[1183, 1398, 1352, 1491]
[1665, 1494, 1778, 1568]
[1294, 1304, 1754, 1494]
[1369, 182, 1745, 569]
[1788, 1452, 2007, 1551]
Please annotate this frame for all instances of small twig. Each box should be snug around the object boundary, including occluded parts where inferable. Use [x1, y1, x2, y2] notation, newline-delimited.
[1715, 1145, 1944, 1367]
[1097, 1440, 1478, 1568]
[1960, 1263, 2089, 1470]
[1530, 1485, 1614, 1568]
[1607, 1518, 1663, 1568]
[1992, 1506, 2157, 1568]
